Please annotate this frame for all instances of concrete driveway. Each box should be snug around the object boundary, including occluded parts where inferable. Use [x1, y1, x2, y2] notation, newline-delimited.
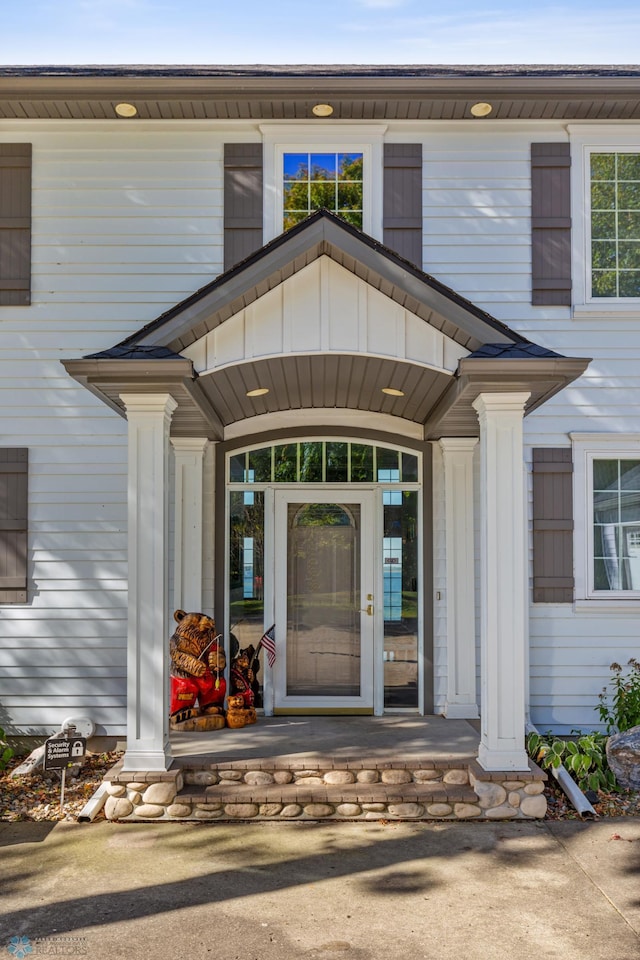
[0, 818, 638, 960]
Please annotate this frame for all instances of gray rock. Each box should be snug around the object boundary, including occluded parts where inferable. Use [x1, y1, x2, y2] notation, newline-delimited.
[381, 769, 412, 784]
[105, 783, 126, 797]
[356, 770, 379, 783]
[142, 782, 177, 805]
[607, 726, 640, 791]
[104, 796, 134, 820]
[273, 770, 294, 784]
[324, 770, 355, 784]
[473, 781, 507, 809]
[519, 795, 547, 818]
[244, 770, 275, 785]
[387, 802, 424, 818]
[303, 803, 334, 818]
[224, 803, 259, 818]
[135, 803, 165, 819]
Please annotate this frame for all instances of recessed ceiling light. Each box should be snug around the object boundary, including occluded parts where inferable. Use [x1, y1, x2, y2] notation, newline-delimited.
[382, 387, 405, 397]
[115, 102, 138, 118]
[470, 102, 493, 118]
[312, 103, 334, 117]
[246, 387, 269, 397]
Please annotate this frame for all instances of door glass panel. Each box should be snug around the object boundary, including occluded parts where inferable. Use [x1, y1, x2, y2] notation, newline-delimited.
[228, 492, 265, 703]
[286, 502, 361, 696]
[383, 491, 419, 707]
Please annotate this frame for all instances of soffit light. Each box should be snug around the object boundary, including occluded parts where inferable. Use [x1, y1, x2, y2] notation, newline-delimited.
[115, 102, 138, 118]
[382, 387, 405, 397]
[246, 387, 270, 397]
[312, 103, 334, 117]
[470, 102, 493, 118]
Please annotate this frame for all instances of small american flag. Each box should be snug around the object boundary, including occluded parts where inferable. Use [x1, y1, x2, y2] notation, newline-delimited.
[261, 624, 276, 667]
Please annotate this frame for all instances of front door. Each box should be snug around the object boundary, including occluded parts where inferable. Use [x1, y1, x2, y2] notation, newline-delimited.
[273, 489, 375, 712]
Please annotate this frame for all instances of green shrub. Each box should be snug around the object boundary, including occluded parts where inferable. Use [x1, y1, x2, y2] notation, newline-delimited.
[526, 730, 617, 794]
[0, 725, 13, 771]
[597, 659, 640, 734]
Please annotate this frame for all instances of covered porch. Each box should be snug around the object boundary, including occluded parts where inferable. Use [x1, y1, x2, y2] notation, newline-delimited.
[63, 211, 590, 795]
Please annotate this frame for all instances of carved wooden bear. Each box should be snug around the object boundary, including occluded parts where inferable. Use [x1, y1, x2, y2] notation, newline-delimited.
[228, 645, 258, 727]
[169, 609, 227, 732]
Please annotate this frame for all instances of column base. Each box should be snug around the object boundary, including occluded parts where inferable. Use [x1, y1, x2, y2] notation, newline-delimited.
[444, 702, 480, 720]
[121, 742, 172, 773]
[477, 741, 529, 772]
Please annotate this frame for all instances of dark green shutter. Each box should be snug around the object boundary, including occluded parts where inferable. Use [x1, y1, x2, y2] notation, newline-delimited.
[0, 144, 31, 306]
[532, 448, 574, 602]
[531, 143, 572, 306]
[0, 448, 28, 603]
[224, 143, 263, 271]
[383, 144, 422, 266]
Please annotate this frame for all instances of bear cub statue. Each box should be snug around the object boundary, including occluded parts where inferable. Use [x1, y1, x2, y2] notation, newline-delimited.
[169, 609, 227, 731]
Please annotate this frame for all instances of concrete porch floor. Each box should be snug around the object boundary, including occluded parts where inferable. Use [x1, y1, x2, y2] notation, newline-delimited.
[169, 715, 481, 766]
[105, 717, 549, 821]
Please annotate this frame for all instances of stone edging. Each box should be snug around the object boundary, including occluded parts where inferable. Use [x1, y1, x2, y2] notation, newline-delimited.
[102, 760, 547, 821]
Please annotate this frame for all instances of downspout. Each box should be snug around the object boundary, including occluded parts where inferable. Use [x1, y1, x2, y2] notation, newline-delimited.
[77, 782, 109, 823]
[525, 721, 597, 818]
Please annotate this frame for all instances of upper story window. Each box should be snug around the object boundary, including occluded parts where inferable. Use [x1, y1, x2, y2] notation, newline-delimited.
[260, 124, 386, 244]
[283, 152, 363, 231]
[591, 152, 640, 298]
[569, 127, 640, 312]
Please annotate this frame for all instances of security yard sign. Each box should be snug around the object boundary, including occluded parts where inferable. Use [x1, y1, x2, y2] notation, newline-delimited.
[44, 736, 86, 770]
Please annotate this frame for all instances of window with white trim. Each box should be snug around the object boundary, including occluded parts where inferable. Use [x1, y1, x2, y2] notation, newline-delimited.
[260, 124, 385, 243]
[572, 434, 640, 600]
[569, 127, 640, 311]
[590, 152, 640, 298]
[283, 152, 363, 231]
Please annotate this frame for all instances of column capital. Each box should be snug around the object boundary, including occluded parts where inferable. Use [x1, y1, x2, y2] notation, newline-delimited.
[439, 437, 478, 454]
[472, 391, 531, 420]
[120, 393, 178, 418]
[171, 437, 210, 455]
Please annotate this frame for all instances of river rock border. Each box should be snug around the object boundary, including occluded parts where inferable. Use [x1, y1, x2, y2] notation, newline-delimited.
[103, 759, 547, 821]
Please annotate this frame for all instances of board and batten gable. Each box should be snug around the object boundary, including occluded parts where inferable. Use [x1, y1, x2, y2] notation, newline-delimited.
[0, 116, 636, 736]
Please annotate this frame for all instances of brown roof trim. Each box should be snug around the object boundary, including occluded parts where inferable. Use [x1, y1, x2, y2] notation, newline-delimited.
[62, 356, 224, 440]
[424, 355, 591, 439]
[3, 66, 640, 121]
[114, 210, 526, 355]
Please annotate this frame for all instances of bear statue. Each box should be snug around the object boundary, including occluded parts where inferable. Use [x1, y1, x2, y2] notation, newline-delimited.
[227, 643, 258, 727]
[169, 609, 227, 732]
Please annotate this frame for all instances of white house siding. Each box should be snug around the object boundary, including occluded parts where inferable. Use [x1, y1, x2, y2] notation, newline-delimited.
[1, 117, 638, 736]
[0, 122, 227, 735]
[412, 120, 640, 733]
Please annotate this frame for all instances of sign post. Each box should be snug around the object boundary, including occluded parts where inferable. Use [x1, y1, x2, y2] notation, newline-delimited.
[43, 734, 87, 811]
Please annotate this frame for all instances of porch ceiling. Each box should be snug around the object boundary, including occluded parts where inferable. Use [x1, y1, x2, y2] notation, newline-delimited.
[3, 65, 640, 121]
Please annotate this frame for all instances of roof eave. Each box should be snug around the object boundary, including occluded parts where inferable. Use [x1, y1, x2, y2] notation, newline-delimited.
[424, 355, 592, 439]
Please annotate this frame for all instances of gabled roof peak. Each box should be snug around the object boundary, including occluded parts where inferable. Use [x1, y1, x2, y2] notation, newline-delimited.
[114, 209, 528, 357]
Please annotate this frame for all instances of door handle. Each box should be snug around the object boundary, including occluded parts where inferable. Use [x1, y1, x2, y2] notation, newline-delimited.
[361, 604, 374, 616]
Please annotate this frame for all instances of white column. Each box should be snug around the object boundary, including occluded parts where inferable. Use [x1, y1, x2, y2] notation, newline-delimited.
[472, 392, 530, 771]
[440, 438, 479, 720]
[171, 437, 208, 613]
[121, 393, 177, 772]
